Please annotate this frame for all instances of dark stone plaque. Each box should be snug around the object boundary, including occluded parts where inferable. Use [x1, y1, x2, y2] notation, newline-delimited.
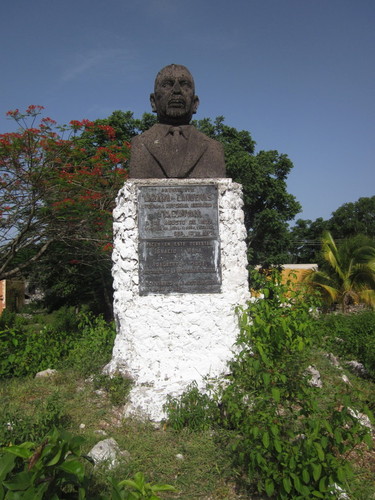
[138, 185, 221, 294]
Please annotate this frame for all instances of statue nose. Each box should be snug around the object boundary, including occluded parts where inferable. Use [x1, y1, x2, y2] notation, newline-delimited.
[172, 82, 181, 93]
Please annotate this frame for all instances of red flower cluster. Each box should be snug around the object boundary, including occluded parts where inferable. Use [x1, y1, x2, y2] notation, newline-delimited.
[6, 109, 20, 118]
[40, 117, 57, 127]
[98, 124, 116, 140]
[69, 119, 95, 129]
[26, 105, 45, 115]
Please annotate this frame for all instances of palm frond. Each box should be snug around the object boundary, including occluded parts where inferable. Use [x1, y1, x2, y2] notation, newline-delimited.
[303, 231, 375, 312]
[358, 289, 375, 309]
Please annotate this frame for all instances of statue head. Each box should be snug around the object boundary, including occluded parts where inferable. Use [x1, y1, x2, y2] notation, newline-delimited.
[150, 64, 200, 126]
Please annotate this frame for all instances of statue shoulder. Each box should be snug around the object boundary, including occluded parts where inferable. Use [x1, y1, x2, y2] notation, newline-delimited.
[191, 127, 224, 152]
[131, 124, 161, 145]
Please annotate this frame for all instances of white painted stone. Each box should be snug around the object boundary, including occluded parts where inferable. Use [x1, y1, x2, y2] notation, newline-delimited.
[305, 365, 323, 388]
[107, 179, 250, 421]
[35, 368, 58, 379]
[348, 407, 373, 431]
[345, 360, 368, 377]
[88, 438, 130, 469]
[341, 374, 351, 385]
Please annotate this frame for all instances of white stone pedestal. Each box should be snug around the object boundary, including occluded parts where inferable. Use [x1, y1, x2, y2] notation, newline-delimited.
[106, 178, 250, 420]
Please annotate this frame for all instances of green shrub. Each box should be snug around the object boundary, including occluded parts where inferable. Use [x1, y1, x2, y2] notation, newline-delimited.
[0, 323, 75, 378]
[0, 429, 175, 499]
[164, 271, 373, 499]
[0, 427, 94, 499]
[218, 272, 372, 498]
[0, 326, 27, 378]
[64, 314, 116, 376]
[109, 472, 176, 499]
[48, 305, 82, 333]
[0, 311, 116, 379]
[0, 309, 17, 329]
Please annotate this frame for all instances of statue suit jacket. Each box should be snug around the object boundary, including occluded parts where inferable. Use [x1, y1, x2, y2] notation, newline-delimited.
[129, 123, 226, 178]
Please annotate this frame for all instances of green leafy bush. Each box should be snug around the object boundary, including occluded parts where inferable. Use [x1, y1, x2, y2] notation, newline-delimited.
[0, 323, 76, 378]
[0, 311, 116, 379]
[164, 271, 373, 498]
[0, 309, 17, 329]
[0, 327, 27, 378]
[47, 306, 82, 334]
[0, 427, 92, 499]
[64, 314, 116, 376]
[218, 272, 372, 498]
[109, 472, 176, 499]
[0, 429, 175, 499]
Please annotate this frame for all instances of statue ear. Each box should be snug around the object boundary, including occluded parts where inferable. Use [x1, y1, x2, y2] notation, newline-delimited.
[192, 95, 200, 114]
[150, 94, 157, 113]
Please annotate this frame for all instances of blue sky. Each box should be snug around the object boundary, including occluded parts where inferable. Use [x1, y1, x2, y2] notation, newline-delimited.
[1, 0, 374, 223]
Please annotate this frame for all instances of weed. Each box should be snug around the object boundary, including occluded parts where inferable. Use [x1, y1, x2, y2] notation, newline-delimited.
[93, 374, 133, 406]
[0, 391, 69, 447]
[0, 310, 116, 379]
[164, 382, 219, 431]
[64, 314, 116, 376]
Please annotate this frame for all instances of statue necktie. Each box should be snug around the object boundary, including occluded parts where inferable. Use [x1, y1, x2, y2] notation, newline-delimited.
[167, 126, 186, 177]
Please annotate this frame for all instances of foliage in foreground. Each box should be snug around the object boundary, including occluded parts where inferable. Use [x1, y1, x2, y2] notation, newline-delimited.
[165, 272, 373, 498]
[0, 427, 175, 499]
[0, 309, 116, 379]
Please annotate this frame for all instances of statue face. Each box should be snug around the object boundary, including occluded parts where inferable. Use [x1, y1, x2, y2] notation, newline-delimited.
[150, 65, 199, 125]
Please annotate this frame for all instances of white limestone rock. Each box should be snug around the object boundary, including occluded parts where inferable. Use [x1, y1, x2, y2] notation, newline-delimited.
[345, 360, 368, 377]
[348, 408, 373, 431]
[88, 438, 130, 469]
[35, 368, 58, 379]
[305, 366, 322, 388]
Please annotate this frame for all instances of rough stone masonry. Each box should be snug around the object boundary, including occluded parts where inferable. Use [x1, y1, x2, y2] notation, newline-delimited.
[107, 178, 250, 421]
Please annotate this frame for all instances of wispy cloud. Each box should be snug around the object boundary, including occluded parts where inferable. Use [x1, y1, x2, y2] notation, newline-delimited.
[61, 47, 133, 83]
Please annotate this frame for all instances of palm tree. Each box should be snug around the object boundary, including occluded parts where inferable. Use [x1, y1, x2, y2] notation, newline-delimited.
[302, 231, 375, 313]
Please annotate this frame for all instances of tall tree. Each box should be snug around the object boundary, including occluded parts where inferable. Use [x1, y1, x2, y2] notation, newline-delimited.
[328, 196, 375, 240]
[0, 106, 130, 283]
[302, 231, 375, 312]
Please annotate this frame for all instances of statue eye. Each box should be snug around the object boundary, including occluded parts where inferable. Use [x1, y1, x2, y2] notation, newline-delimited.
[162, 80, 174, 88]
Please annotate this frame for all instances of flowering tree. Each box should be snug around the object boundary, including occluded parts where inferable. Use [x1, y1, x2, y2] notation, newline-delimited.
[0, 106, 130, 282]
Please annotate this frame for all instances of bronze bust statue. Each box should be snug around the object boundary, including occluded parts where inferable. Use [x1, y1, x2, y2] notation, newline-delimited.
[129, 64, 226, 179]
